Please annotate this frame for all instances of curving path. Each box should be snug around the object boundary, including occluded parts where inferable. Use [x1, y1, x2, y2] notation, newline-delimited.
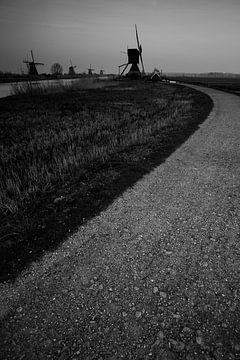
[1, 86, 240, 359]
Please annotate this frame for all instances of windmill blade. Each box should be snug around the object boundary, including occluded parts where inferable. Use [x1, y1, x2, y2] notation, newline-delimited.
[31, 50, 35, 63]
[139, 50, 145, 74]
[135, 24, 145, 74]
[23, 53, 29, 63]
[135, 24, 140, 50]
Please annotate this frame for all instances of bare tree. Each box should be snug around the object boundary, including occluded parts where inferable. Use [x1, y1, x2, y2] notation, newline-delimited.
[51, 63, 63, 75]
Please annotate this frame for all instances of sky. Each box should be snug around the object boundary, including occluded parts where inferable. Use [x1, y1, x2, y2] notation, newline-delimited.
[0, 0, 240, 74]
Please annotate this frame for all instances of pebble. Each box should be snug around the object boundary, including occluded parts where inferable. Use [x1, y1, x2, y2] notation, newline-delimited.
[169, 339, 178, 347]
[177, 342, 185, 351]
[157, 331, 164, 339]
[136, 311, 142, 318]
[183, 326, 191, 332]
[54, 196, 65, 203]
[159, 291, 167, 298]
[153, 286, 159, 294]
[196, 336, 204, 346]
[122, 312, 128, 317]
[99, 284, 103, 290]
[169, 339, 185, 351]
[173, 314, 181, 319]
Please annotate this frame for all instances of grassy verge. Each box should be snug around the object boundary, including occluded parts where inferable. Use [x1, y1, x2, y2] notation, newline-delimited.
[0, 81, 213, 282]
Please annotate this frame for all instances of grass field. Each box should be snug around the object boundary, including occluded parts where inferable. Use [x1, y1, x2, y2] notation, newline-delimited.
[0, 81, 213, 281]
[170, 76, 240, 95]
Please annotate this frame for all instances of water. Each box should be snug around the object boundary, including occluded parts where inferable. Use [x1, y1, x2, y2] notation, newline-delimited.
[0, 77, 114, 99]
[0, 83, 14, 99]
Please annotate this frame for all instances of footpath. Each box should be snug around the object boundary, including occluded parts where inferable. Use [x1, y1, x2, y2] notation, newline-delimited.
[1, 86, 240, 359]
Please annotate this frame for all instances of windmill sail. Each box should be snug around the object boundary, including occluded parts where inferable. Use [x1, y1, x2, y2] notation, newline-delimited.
[23, 50, 44, 75]
[135, 24, 145, 74]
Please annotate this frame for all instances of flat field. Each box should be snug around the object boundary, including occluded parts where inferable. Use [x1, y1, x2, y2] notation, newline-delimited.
[171, 76, 240, 95]
[0, 81, 213, 281]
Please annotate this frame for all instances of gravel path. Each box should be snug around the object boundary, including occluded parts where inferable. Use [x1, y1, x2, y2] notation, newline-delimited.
[1, 86, 240, 359]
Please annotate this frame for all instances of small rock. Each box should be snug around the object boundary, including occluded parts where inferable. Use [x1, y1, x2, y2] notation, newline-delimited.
[159, 291, 167, 298]
[99, 284, 103, 290]
[153, 287, 159, 294]
[196, 336, 204, 346]
[177, 341, 185, 351]
[157, 331, 164, 339]
[182, 326, 191, 332]
[169, 339, 178, 347]
[134, 286, 139, 291]
[122, 312, 128, 317]
[54, 196, 65, 203]
[234, 344, 240, 351]
[136, 311, 142, 319]
[173, 314, 181, 319]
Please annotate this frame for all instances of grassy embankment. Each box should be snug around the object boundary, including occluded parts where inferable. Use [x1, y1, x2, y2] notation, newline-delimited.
[0, 81, 213, 281]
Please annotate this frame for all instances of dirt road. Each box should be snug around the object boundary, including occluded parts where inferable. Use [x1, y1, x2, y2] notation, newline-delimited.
[1, 86, 240, 359]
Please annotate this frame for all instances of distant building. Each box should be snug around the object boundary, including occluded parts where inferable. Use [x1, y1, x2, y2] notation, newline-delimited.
[150, 70, 162, 81]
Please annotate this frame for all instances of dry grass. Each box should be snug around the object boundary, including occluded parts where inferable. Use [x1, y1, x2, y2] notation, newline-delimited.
[10, 78, 117, 96]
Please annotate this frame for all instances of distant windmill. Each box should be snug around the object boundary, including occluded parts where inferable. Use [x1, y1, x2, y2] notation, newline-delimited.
[68, 59, 77, 75]
[23, 50, 44, 76]
[88, 64, 94, 76]
[118, 24, 145, 78]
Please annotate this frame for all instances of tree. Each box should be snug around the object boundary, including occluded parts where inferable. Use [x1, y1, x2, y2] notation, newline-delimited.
[50, 63, 63, 75]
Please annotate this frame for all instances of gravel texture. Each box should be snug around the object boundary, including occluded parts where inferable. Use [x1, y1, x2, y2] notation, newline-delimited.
[1, 86, 240, 359]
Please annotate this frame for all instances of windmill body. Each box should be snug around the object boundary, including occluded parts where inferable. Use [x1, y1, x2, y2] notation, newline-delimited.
[119, 25, 145, 78]
[23, 50, 44, 76]
[88, 64, 95, 76]
[68, 59, 77, 75]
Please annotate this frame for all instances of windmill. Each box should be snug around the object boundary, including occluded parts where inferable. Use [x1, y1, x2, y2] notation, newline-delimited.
[68, 59, 77, 75]
[23, 50, 44, 76]
[88, 64, 94, 76]
[118, 24, 145, 78]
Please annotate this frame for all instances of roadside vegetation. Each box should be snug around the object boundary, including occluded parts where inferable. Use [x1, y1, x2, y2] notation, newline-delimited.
[0, 81, 213, 281]
[10, 78, 116, 96]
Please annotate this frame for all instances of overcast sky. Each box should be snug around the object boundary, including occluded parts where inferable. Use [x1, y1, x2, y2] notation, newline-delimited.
[0, 0, 240, 74]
